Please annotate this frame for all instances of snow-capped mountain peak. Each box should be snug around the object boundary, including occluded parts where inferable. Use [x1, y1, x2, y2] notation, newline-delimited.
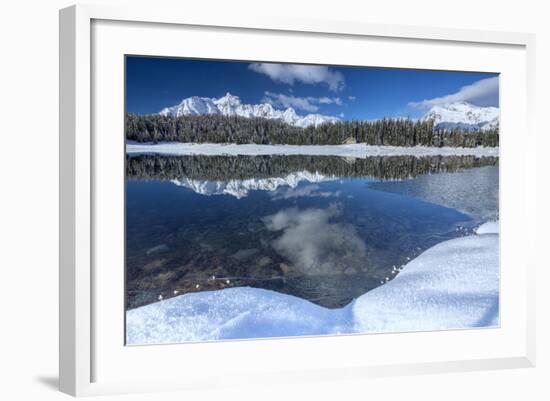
[423, 101, 499, 131]
[212, 92, 242, 114]
[159, 93, 339, 128]
[159, 96, 219, 117]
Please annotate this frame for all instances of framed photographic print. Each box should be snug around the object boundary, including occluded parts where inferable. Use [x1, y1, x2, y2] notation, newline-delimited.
[59, 4, 536, 396]
[124, 56, 501, 345]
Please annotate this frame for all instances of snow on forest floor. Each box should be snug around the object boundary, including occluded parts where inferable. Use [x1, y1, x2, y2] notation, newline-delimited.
[126, 142, 499, 158]
[126, 221, 499, 345]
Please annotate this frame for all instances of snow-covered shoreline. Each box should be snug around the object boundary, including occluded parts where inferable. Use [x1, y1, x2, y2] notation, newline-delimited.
[126, 221, 499, 344]
[126, 142, 499, 158]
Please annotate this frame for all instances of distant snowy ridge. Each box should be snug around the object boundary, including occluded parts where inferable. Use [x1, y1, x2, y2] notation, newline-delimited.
[126, 221, 499, 344]
[160, 96, 499, 132]
[126, 142, 499, 158]
[171, 171, 332, 199]
[423, 102, 499, 132]
[159, 92, 340, 128]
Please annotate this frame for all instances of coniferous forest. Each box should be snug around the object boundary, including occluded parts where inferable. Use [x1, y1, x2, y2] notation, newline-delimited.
[125, 113, 499, 148]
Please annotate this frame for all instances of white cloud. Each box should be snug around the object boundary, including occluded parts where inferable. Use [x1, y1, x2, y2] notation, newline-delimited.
[271, 184, 340, 200]
[249, 63, 345, 91]
[409, 76, 499, 109]
[263, 92, 319, 112]
[317, 96, 342, 105]
[348, 96, 356, 101]
[262, 92, 343, 112]
[263, 205, 367, 275]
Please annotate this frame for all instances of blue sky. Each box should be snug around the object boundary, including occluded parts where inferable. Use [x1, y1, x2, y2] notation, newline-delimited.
[126, 56, 498, 120]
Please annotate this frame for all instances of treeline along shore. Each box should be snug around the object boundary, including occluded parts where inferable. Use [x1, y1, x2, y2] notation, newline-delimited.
[126, 154, 499, 182]
[125, 113, 499, 148]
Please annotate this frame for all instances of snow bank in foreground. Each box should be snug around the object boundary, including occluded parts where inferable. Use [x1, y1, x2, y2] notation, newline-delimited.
[126, 142, 499, 158]
[352, 229, 499, 333]
[126, 226, 499, 344]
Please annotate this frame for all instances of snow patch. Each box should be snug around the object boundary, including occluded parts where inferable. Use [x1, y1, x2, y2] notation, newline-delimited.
[475, 221, 499, 235]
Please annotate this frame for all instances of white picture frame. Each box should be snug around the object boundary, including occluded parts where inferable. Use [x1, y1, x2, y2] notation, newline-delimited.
[59, 3, 536, 397]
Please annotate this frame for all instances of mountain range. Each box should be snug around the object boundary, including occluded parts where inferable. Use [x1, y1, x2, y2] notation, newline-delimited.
[422, 101, 499, 131]
[159, 94, 499, 132]
[159, 93, 339, 128]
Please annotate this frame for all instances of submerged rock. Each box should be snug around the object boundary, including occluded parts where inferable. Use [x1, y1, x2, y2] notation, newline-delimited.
[143, 259, 166, 271]
[231, 248, 259, 261]
[256, 256, 272, 268]
[145, 244, 169, 256]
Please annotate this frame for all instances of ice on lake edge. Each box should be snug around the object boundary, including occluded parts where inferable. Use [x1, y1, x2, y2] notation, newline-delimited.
[126, 221, 499, 345]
